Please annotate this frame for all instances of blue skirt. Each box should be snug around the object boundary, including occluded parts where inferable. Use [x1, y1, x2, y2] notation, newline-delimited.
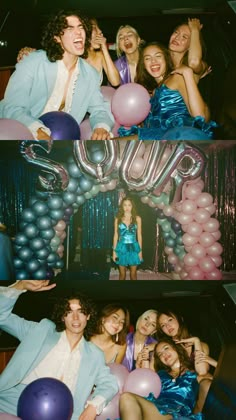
[115, 241, 143, 267]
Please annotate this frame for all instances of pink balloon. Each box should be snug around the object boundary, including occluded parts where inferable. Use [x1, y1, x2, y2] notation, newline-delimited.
[205, 268, 223, 280]
[196, 192, 213, 208]
[186, 222, 203, 237]
[190, 244, 207, 259]
[203, 218, 220, 233]
[205, 204, 216, 216]
[0, 415, 21, 420]
[182, 233, 199, 247]
[181, 199, 197, 215]
[178, 213, 194, 225]
[111, 83, 151, 126]
[123, 368, 162, 398]
[130, 157, 145, 177]
[107, 363, 129, 393]
[168, 253, 179, 265]
[184, 185, 202, 200]
[194, 208, 211, 224]
[0, 118, 34, 140]
[206, 242, 223, 257]
[96, 393, 120, 420]
[199, 256, 216, 272]
[184, 253, 198, 267]
[79, 118, 92, 140]
[199, 232, 216, 248]
[188, 266, 205, 280]
[55, 220, 67, 231]
[210, 255, 223, 267]
[212, 230, 222, 241]
[163, 205, 174, 217]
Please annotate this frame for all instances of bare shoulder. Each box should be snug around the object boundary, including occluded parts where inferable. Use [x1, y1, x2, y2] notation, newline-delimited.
[201, 341, 210, 354]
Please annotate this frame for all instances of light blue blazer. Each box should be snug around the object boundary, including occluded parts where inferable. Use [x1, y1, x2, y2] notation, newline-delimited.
[0, 291, 118, 419]
[0, 50, 114, 135]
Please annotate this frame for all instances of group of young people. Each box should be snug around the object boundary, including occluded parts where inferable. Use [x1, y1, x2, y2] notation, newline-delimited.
[0, 9, 217, 140]
[0, 280, 217, 420]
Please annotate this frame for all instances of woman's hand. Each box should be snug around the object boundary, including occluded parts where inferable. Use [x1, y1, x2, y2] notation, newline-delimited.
[174, 336, 201, 349]
[188, 18, 203, 32]
[112, 251, 117, 262]
[17, 46, 36, 62]
[195, 352, 218, 368]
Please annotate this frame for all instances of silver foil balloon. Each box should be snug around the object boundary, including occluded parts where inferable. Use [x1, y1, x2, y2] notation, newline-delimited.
[20, 141, 69, 192]
[73, 140, 120, 183]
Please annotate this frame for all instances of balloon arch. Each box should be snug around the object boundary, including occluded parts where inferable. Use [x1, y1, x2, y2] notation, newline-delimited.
[13, 140, 223, 281]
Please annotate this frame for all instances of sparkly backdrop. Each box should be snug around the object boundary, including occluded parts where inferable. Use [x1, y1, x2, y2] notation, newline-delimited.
[0, 143, 235, 273]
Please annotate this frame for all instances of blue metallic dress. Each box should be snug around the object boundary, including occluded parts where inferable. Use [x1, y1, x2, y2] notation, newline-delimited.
[114, 222, 142, 266]
[118, 84, 217, 140]
[146, 370, 203, 419]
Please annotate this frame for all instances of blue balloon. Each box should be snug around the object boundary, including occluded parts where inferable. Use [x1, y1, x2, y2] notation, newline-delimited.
[21, 208, 36, 223]
[62, 191, 77, 206]
[68, 162, 82, 178]
[32, 200, 49, 216]
[26, 259, 41, 273]
[29, 237, 45, 251]
[14, 257, 25, 270]
[15, 270, 30, 280]
[40, 228, 55, 241]
[35, 246, 51, 260]
[24, 223, 40, 239]
[49, 209, 64, 220]
[40, 111, 80, 140]
[17, 377, 73, 420]
[14, 233, 28, 246]
[161, 126, 210, 140]
[18, 246, 34, 262]
[32, 268, 48, 279]
[37, 216, 53, 230]
[47, 195, 64, 210]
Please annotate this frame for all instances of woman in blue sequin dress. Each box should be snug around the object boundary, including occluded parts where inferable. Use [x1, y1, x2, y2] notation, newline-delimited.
[118, 41, 217, 140]
[112, 197, 143, 280]
[119, 337, 204, 420]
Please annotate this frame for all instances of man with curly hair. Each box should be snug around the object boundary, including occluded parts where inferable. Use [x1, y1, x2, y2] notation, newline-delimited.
[0, 10, 114, 140]
[0, 280, 118, 420]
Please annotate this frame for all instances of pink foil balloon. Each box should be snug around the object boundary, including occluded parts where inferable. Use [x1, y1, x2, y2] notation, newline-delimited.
[194, 208, 211, 224]
[196, 192, 213, 208]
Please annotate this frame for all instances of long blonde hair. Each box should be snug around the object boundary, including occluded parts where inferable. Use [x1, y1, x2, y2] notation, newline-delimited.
[116, 24, 143, 57]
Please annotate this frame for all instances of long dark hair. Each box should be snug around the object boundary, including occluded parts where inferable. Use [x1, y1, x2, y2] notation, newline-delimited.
[135, 41, 173, 94]
[90, 303, 130, 345]
[51, 291, 97, 340]
[156, 309, 190, 340]
[41, 9, 92, 61]
[154, 337, 194, 375]
[117, 197, 138, 225]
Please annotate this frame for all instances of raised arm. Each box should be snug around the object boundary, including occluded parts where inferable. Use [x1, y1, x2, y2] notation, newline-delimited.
[175, 336, 210, 375]
[98, 35, 121, 87]
[187, 18, 206, 76]
[170, 66, 210, 120]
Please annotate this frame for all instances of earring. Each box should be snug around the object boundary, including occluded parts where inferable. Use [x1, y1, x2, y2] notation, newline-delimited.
[116, 333, 118, 342]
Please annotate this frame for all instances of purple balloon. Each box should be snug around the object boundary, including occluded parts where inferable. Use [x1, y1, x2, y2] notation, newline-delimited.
[107, 363, 129, 393]
[0, 118, 34, 140]
[123, 368, 162, 398]
[17, 378, 73, 420]
[0, 414, 22, 419]
[40, 111, 80, 140]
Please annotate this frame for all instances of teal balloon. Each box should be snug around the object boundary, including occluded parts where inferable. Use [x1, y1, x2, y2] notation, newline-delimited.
[14, 257, 25, 269]
[35, 247, 51, 260]
[40, 228, 55, 241]
[36, 216, 53, 230]
[49, 209, 64, 220]
[24, 224, 39, 239]
[16, 270, 30, 280]
[66, 178, 79, 193]
[18, 247, 34, 262]
[21, 208, 36, 223]
[14, 233, 28, 246]
[47, 252, 59, 264]
[68, 162, 82, 178]
[32, 201, 49, 216]
[55, 259, 64, 269]
[50, 236, 61, 248]
[79, 176, 93, 192]
[30, 237, 45, 251]
[47, 195, 64, 210]
[161, 221, 171, 232]
[165, 237, 176, 247]
[76, 195, 86, 206]
[176, 234, 184, 245]
[62, 191, 76, 205]
[26, 259, 41, 273]
[32, 268, 48, 279]
[90, 150, 105, 163]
